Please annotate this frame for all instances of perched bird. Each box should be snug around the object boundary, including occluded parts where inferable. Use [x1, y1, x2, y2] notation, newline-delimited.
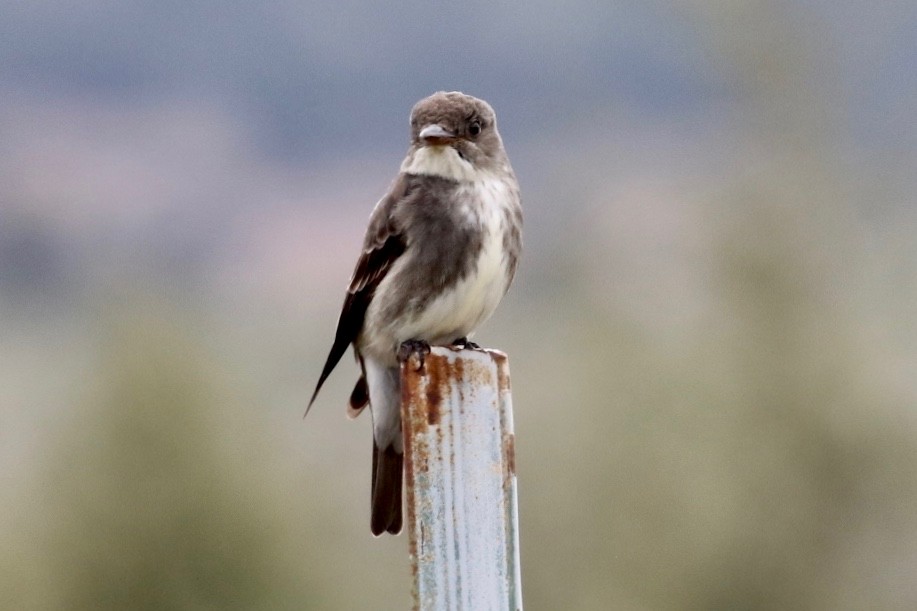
[308, 91, 522, 536]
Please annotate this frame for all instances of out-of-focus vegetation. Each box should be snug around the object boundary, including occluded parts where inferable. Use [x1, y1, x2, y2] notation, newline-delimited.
[2, 1, 915, 610]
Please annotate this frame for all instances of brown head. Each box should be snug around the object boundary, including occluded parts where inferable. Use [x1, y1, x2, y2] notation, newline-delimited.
[404, 91, 509, 179]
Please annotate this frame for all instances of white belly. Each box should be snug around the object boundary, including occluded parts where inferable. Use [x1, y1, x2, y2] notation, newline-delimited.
[401, 176, 511, 342]
[399, 220, 508, 343]
[360, 174, 515, 364]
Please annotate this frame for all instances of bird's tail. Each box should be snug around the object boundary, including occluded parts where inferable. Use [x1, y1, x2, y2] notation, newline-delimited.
[371, 440, 403, 536]
[347, 375, 369, 419]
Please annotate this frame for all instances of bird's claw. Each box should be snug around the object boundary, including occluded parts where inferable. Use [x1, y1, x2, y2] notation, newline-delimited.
[398, 339, 431, 371]
[451, 337, 482, 351]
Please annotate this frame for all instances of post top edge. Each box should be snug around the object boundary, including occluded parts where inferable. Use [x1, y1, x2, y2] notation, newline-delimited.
[426, 345, 508, 360]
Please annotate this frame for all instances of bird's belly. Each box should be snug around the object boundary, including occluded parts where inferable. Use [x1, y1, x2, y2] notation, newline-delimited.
[360, 176, 517, 364]
[400, 228, 508, 344]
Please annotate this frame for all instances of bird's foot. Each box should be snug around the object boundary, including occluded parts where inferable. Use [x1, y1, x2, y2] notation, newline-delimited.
[451, 336, 482, 351]
[398, 339, 431, 371]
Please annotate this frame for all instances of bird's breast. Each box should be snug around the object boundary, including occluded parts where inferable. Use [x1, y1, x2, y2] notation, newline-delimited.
[399, 177, 514, 342]
[359, 174, 518, 363]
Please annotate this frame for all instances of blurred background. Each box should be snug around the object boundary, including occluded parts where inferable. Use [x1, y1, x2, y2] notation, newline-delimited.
[2, 1, 916, 609]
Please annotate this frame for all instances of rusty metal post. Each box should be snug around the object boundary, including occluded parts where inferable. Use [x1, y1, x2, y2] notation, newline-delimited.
[401, 347, 522, 611]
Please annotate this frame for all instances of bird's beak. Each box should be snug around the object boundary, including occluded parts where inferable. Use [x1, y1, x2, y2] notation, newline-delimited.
[419, 124, 456, 145]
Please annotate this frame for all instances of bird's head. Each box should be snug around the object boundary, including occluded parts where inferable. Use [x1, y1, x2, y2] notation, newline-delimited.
[403, 92, 508, 180]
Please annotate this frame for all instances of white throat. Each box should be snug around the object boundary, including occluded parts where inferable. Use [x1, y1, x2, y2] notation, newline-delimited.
[400, 146, 479, 182]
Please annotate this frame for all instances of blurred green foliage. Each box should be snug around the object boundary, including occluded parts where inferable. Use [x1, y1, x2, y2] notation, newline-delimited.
[2, 307, 331, 609]
[510, 188, 917, 610]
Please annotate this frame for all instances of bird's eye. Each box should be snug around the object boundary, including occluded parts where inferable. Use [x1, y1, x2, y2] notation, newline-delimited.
[468, 121, 481, 137]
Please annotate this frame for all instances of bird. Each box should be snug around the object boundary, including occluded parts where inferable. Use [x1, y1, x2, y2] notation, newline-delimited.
[308, 91, 522, 536]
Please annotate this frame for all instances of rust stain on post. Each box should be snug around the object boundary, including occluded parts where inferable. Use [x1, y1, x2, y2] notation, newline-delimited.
[489, 349, 511, 393]
[504, 434, 516, 477]
[424, 356, 444, 425]
[401, 354, 423, 595]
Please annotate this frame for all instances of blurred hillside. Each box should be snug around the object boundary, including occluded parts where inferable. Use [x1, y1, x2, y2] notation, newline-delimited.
[2, 1, 916, 610]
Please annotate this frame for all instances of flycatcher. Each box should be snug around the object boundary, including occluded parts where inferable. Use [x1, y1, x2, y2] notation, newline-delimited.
[308, 91, 522, 535]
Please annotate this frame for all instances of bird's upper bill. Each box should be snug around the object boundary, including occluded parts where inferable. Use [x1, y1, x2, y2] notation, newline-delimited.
[418, 123, 457, 146]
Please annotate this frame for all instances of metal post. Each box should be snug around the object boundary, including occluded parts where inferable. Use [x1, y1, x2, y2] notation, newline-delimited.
[401, 347, 522, 611]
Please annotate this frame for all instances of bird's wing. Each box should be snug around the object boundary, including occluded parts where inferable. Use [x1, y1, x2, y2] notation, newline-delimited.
[306, 175, 409, 414]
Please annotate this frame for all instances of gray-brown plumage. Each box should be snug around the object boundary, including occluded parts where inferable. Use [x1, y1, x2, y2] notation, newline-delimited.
[309, 91, 522, 536]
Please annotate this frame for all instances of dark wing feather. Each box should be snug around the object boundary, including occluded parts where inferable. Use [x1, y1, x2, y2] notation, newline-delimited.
[306, 176, 409, 415]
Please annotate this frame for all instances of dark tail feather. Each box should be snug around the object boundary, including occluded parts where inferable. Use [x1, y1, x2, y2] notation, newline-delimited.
[347, 375, 369, 419]
[371, 441, 403, 536]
